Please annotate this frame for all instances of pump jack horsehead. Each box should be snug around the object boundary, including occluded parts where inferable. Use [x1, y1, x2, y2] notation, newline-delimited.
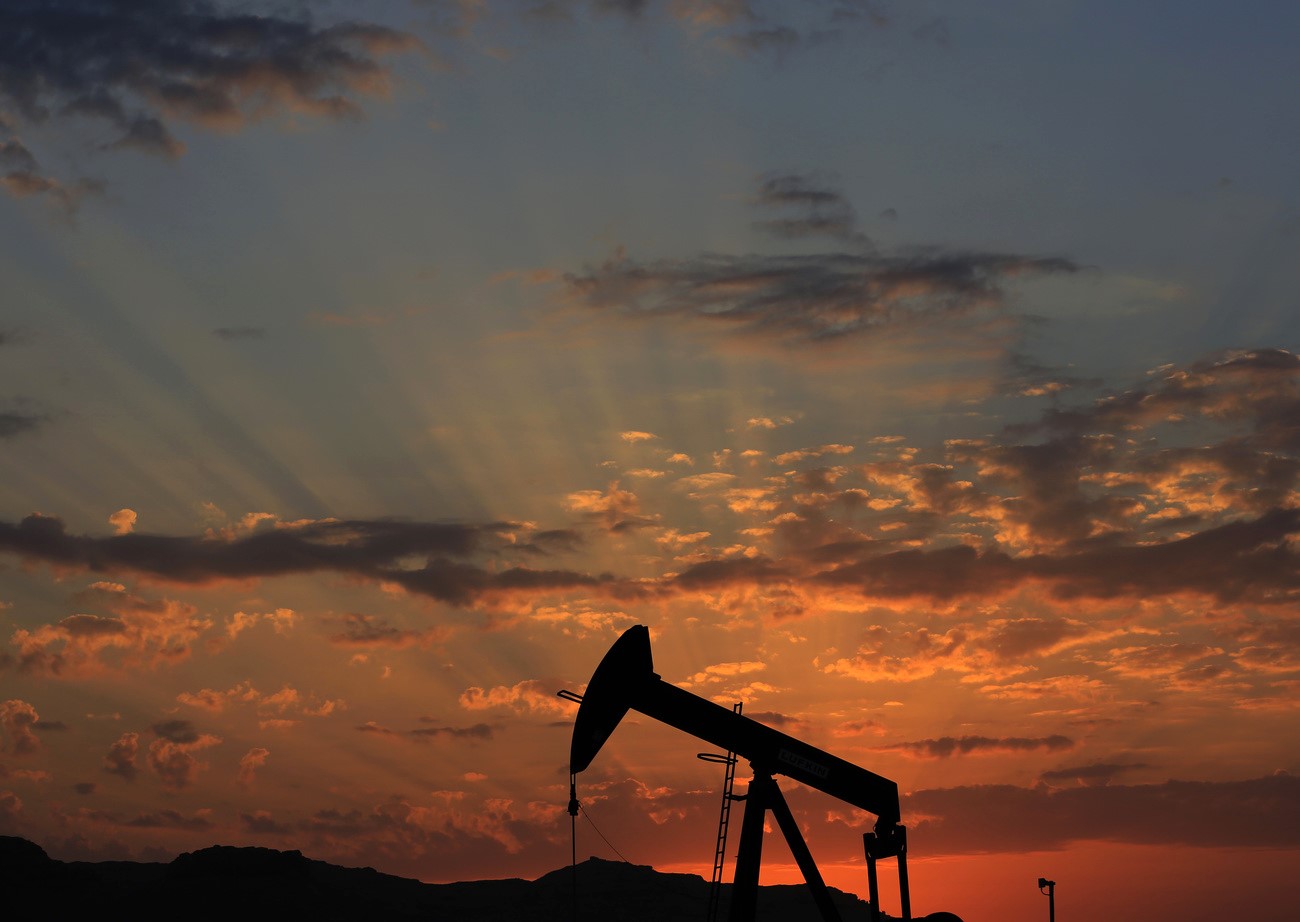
[560, 625, 965, 922]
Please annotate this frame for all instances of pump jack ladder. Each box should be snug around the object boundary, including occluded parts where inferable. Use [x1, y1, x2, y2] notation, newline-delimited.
[699, 702, 743, 922]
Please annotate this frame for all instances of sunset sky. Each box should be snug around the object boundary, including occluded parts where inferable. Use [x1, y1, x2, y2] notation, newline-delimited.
[2, 2, 1299, 919]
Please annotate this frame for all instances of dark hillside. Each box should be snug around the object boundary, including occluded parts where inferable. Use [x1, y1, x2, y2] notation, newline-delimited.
[1, 835, 925, 921]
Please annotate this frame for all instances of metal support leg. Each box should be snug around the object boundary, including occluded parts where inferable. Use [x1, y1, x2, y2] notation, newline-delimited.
[728, 775, 769, 922]
[897, 826, 911, 922]
[767, 779, 843, 922]
[864, 834, 881, 922]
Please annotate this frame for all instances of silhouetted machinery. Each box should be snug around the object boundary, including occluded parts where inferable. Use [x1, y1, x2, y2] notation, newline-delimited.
[563, 625, 963, 922]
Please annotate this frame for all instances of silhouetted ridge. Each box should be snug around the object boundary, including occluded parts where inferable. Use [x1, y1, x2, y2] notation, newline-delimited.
[168, 844, 312, 879]
[0, 838, 903, 920]
[0, 834, 52, 870]
[0, 834, 100, 891]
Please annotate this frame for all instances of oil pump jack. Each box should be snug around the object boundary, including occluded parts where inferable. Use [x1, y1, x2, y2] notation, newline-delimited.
[563, 625, 962, 922]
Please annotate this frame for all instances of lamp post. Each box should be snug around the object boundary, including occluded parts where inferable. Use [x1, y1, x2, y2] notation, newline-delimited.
[1037, 877, 1056, 922]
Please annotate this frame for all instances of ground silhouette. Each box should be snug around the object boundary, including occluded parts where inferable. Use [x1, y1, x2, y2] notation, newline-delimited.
[0, 834, 931, 920]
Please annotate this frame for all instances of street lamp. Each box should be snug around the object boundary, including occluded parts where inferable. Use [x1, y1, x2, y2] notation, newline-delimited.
[1037, 877, 1056, 922]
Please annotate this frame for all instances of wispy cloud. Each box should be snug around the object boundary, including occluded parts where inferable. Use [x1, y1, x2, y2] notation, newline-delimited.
[882, 734, 1075, 758]
[0, 409, 47, 439]
[561, 247, 1078, 349]
[751, 171, 867, 244]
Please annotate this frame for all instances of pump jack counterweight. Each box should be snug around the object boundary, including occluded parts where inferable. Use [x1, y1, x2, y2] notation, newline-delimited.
[564, 626, 960, 922]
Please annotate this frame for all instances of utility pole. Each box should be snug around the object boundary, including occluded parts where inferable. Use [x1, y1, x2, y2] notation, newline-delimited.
[1037, 878, 1056, 922]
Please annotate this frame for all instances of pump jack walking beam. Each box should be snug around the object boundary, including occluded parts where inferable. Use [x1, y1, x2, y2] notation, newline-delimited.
[565, 626, 918, 922]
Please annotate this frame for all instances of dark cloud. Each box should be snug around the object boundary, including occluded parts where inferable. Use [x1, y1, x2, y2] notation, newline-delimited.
[1033, 507, 1300, 604]
[831, 719, 882, 738]
[812, 507, 1300, 606]
[670, 556, 790, 590]
[3, 347, 1296, 618]
[0, 138, 38, 172]
[0, 2, 418, 125]
[885, 735, 1074, 758]
[4, 523, 1298, 647]
[566, 483, 657, 534]
[73, 782, 97, 795]
[409, 722, 495, 741]
[755, 173, 849, 210]
[1039, 762, 1149, 786]
[124, 809, 214, 830]
[380, 557, 608, 606]
[0, 513, 496, 584]
[151, 720, 200, 744]
[743, 710, 808, 731]
[562, 248, 1078, 348]
[326, 613, 450, 649]
[526, 529, 586, 554]
[0, 340, 55, 439]
[59, 614, 129, 637]
[0, 0, 418, 203]
[751, 171, 865, 243]
[6, 506, 1298, 619]
[0, 512, 618, 609]
[979, 618, 1091, 660]
[0, 167, 104, 213]
[147, 733, 219, 790]
[952, 435, 1135, 548]
[920, 351, 1300, 552]
[103, 115, 185, 158]
[300, 807, 368, 840]
[102, 732, 139, 781]
[14, 586, 205, 676]
[904, 774, 1300, 853]
[0, 410, 48, 439]
[1002, 351, 1103, 398]
[1014, 348, 1300, 445]
[355, 721, 399, 737]
[241, 811, 293, 835]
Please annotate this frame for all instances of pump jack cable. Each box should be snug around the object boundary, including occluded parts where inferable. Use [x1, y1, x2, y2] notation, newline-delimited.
[579, 802, 633, 864]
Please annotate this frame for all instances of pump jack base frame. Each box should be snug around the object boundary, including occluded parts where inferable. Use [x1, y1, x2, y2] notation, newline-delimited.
[864, 825, 911, 922]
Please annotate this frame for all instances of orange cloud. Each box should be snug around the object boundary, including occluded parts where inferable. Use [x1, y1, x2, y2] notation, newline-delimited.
[108, 509, 137, 535]
[146, 722, 221, 791]
[0, 700, 41, 755]
[237, 747, 270, 787]
[458, 680, 570, 717]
